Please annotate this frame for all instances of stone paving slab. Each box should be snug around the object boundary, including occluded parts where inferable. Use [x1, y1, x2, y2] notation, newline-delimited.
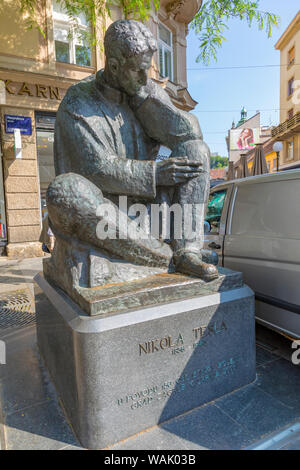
[4, 400, 81, 451]
[215, 382, 297, 439]
[246, 422, 300, 450]
[255, 359, 300, 412]
[109, 427, 201, 451]
[0, 326, 82, 450]
[160, 404, 255, 450]
[282, 437, 300, 450]
[0, 257, 44, 294]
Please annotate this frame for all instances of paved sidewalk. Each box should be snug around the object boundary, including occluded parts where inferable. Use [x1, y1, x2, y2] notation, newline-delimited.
[0, 256, 44, 295]
[0, 257, 300, 450]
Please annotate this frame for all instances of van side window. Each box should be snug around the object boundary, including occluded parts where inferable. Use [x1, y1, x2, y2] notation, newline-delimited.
[231, 181, 300, 238]
[206, 190, 227, 234]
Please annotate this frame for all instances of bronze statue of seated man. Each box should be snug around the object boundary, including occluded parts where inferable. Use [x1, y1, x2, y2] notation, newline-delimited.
[46, 19, 218, 294]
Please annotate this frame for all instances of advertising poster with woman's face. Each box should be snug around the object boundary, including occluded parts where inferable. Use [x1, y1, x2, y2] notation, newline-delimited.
[230, 128, 260, 151]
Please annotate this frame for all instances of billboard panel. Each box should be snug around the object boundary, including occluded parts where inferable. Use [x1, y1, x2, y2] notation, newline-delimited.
[230, 128, 260, 151]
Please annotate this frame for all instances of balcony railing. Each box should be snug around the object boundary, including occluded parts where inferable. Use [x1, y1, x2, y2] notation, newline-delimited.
[272, 111, 300, 139]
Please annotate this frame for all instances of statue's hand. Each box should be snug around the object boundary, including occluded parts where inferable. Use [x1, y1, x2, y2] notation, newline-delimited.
[156, 158, 203, 186]
[128, 86, 149, 111]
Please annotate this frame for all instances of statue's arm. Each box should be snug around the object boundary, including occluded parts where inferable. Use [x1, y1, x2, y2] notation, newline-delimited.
[54, 108, 156, 200]
[129, 80, 203, 150]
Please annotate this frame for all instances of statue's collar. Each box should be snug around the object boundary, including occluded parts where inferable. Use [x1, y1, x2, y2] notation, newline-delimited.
[95, 70, 126, 104]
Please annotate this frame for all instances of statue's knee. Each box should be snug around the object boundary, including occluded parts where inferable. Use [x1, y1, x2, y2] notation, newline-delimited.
[186, 113, 203, 141]
[171, 140, 210, 172]
[46, 173, 104, 235]
[47, 173, 103, 206]
[173, 111, 203, 144]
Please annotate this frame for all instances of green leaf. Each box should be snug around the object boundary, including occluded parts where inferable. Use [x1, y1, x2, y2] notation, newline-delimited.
[191, 0, 279, 65]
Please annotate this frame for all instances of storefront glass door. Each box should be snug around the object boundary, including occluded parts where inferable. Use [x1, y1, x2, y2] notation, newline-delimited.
[0, 148, 7, 244]
[36, 130, 55, 220]
[36, 112, 56, 221]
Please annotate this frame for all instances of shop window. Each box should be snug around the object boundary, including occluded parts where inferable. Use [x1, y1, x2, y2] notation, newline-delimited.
[288, 77, 294, 97]
[53, 0, 91, 66]
[37, 128, 55, 220]
[288, 46, 295, 67]
[158, 23, 173, 81]
[0, 152, 7, 244]
[273, 158, 277, 170]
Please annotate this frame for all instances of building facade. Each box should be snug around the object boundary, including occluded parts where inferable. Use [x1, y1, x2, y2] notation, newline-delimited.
[226, 108, 272, 176]
[272, 11, 300, 170]
[0, 0, 202, 258]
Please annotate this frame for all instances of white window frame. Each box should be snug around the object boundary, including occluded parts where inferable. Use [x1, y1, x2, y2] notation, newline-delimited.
[52, 1, 91, 66]
[158, 23, 174, 81]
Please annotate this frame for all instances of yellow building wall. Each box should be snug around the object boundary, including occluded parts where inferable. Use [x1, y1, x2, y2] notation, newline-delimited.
[275, 13, 300, 169]
[248, 161, 253, 173]
[247, 151, 278, 174]
[0, 0, 46, 61]
[266, 151, 278, 173]
[279, 19, 300, 123]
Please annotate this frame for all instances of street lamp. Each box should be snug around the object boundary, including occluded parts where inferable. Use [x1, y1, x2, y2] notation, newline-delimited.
[273, 141, 283, 172]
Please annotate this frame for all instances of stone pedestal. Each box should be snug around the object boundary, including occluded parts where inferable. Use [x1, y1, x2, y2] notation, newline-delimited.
[35, 269, 256, 449]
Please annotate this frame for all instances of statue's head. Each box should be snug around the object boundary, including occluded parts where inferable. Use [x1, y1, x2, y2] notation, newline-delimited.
[104, 20, 157, 96]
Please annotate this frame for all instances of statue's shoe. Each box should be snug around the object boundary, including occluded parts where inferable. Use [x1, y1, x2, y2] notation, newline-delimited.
[174, 251, 219, 282]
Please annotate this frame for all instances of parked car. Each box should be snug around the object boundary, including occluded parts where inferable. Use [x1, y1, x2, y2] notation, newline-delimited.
[210, 178, 226, 189]
[204, 169, 300, 339]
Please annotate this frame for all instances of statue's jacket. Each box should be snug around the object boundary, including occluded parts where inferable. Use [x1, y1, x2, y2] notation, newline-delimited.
[54, 70, 204, 204]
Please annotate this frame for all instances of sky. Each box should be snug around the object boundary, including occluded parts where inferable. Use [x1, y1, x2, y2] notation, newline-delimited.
[186, 0, 300, 157]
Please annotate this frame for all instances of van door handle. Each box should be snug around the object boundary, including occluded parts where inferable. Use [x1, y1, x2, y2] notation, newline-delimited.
[208, 242, 221, 250]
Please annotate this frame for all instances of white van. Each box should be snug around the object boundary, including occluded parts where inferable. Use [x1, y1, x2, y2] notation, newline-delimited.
[204, 169, 300, 339]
